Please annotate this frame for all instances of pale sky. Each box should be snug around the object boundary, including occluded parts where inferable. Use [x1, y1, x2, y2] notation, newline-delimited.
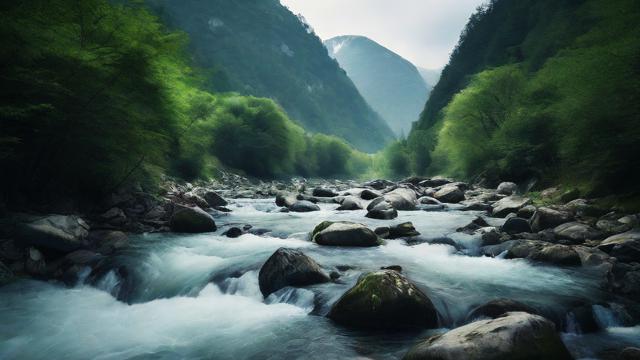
[280, 0, 486, 69]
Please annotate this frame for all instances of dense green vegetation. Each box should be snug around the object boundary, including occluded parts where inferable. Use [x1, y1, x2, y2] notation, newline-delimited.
[0, 0, 371, 208]
[147, 0, 394, 152]
[390, 0, 640, 195]
[324, 35, 429, 136]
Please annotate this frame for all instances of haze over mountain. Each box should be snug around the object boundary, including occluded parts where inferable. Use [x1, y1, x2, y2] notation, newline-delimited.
[417, 67, 442, 91]
[149, 0, 393, 152]
[325, 35, 429, 136]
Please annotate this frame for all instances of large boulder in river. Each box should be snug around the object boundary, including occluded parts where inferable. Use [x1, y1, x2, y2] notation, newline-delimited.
[360, 189, 382, 200]
[203, 191, 228, 208]
[553, 222, 603, 243]
[496, 182, 518, 195]
[598, 229, 640, 263]
[169, 206, 216, 233]
[275, 193, 297, 207]
[366, 199, 398, 220]
[501, 217, 532, 234]
[433, 185, 465, 204]
[288, 200, 320, 212]
[258, 248, 330, 297]
[466, 298, 538, 322]
[404, 312, 572, 360]
[312, 187, 338, 198]
[388, 222, 420, 239]
[336, 196, 363, 211]
[384, 188, 418, 210]
[16, 215, 90, 252]
[313, 222, 381, 247]
[328, 270, 439, 330]
[491, 196, 531, 218]
[530, 207, 573, 232]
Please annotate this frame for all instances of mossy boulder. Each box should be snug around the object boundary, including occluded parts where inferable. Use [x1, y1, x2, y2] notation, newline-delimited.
[328, 270, 439, 330]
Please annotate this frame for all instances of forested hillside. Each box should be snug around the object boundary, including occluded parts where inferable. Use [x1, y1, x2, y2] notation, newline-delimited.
[392, 0, 640, 196]
[0, 0, 371, 208]
[148, 0, 394, 152]
[324, 35, 429, 136]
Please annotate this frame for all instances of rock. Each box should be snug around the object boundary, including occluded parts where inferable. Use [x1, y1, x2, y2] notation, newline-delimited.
[568, 303, 599, 334]
[457, 216, 489, 234]
[99, 207, 127, 226]
[417, 196, 442, 205]
[0, 260, 14, 285]
[419, 178, 452, 188]
[560, 189, 580, 203]
[564, 199, 607, 218]
[16, 215, 90, 252]
[553, 222, 602, 243]
[530, 207, 574, 232]
[313, 222, 381, 247]
[360, 189, 382, 200]
[480, 229, 503, 246]
[363, 179, 395, 190]
[596, 219, 632, 235]
[384, 188, 418, 210]
[0, 239, 24, 262]
[517, 205, 537, 219]
[501, 217, 532, 234]
[169, 207, 217, 233]
[388, 222, 420, 239]
[366, 200, 398, 220]
[275, 193, 297, 207]
[25, 247, 46, 276]
[312, 187, 338, 198]
[288, 200, 320, 212]
[620, 347, 640, 360]
[433, 186, 465, 204]
[530, 244, 581, 266]
[185, 192, 209, 209]
[258, 248, 330, 297]
[87, 230, 128, 255]
[466, 299, 538, 321]
[491, 196, 531, 218]
[336, 196, 363, 211]
[619, 214, 640, 227]
[598, 230, 640, 263]
[404, 312, 572, 360]
[497, 182, 517, 195]
[328, 270, 439, 330]
[203, 191, 228, 208]
[381, 265, 403, 272]
[224, 227, 243, 238]
[330, 271, 341, 280]
[375, 227, 390, 238]
[460, 202, 492, 211]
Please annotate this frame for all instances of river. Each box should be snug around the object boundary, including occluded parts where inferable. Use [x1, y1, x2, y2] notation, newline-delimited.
[1, 198, 639, 359]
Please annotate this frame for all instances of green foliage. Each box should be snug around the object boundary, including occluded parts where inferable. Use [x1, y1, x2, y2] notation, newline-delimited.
[402, 0, 640, 194]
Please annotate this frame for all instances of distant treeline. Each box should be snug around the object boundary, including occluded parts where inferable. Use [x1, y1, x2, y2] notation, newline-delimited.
[384, 0, 640, 196]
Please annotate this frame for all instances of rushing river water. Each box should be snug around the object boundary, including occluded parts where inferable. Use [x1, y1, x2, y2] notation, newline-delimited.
[1, 199, 639, 359]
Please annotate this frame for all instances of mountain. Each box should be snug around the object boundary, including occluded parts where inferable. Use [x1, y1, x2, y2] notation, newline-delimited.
[148, 0, 393, 152]
[324, 35, 429, 136]
[417, 67, 442, 91]
[397, 0, 640, 194]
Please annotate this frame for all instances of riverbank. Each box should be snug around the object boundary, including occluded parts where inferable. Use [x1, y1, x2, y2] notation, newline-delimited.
[1, 175, 639, 359]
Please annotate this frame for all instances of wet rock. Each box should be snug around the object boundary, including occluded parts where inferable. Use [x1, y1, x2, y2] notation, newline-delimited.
[404, 312, 572, 360]
[433, 186, 465, 204]
[363, 179, 395, 190]
[360, 189, 382, 200]
[99, 207, 127, 226]
[620, 347, 640, 360]
[384, 188, 418, 210]
[258, 248, 330, 297]
[598, 229, 640, 263]
[312, 187, 338, 198]
[460, 202, 492, 211]
[203, 191, 228, 208]
[275, 193, 297, 207]
[16, 215, 90, 253]
[418, 196, 442, 205]
[530, 207, 573, 232]
[288, 200, 320, 212]
[480, 229, 503, 246]
[553, 222, 603, 243]
[491, 196, 531, 218]
[25, 247, 46, 276]
[87, 230, 128, 255]
[497, 182, 517, 195]
[313, 222, 381, 247]
[336, 196, 363, 211]
[564, 199, 607, 218]
[388, 222, 420, 239]
[517, 205, 537, 219]
[560, 189, 581, 204]
[328, 270, 439, 330]
[374, 226, 391, 238]
[466, 299, 538, 322]
[501, 217, 532, 234]
[381, 265, 403, 272]
[366, 200, 398, 220]
[457, 216, 489, 234]
[596, 219, 632, 235]
[223, 227, 243, 238]
[330, 271, 341, 280]
[530, 244, 581, 266]
[568, 303, 599, 334]
[419, 178, 452, 188]
[169, 206, 217, 233]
